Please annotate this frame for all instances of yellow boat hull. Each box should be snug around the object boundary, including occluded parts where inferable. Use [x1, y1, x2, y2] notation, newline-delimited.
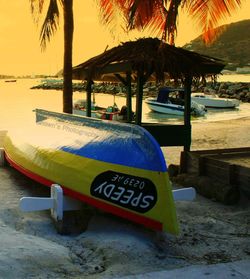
[4, 109, 179, 234]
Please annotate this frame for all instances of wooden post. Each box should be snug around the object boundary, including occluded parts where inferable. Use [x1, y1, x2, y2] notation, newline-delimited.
[198, 156, 206, 176]
[114, 72, 133, 123]
[135, 72, 144, 125]
[19, 184, 93, 235]
[184, 76, 192, 152]
[86, 80, 92, 117]
[179, 151, 187, 173]
[228, 164, 238, 185]
[126, 72, 133, 122]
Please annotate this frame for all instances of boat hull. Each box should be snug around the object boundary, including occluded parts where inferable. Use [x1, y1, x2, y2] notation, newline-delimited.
[73, 108, 99, 118]
[191, 94, 240, 108]
[4, 109, 179, 234]
[145, 98, 206, 116]
[73, 105, 124, 121]
[145, 99, 184, 116]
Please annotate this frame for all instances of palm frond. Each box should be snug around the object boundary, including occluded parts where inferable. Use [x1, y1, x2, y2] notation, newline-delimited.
[124, 0, 164, 32]
[98, 0, 116, 25]
[98, 0, 182, 45]
[97, 0, 127, 39]
[30, 0, 46, 25]
[39, 0, 61, 50]
[30, 0, 45, 14]
[30, 0, 61, 50]
[98, 0, 242, 45]
[161, 0, 183, 44]
[185, 0, 242, 44]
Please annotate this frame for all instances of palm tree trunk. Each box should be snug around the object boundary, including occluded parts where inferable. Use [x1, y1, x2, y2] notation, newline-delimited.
[63, 0, 74, 113]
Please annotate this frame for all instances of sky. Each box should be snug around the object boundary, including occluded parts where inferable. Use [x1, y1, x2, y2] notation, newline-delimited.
[0, 0, 250, 76]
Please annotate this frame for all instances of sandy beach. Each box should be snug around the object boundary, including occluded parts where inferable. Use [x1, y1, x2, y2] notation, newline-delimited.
[0, 117, 249, 279]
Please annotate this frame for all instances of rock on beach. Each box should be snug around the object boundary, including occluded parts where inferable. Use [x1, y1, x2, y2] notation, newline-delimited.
[31, 80, 250, 103]
[200, 82, 250, 102]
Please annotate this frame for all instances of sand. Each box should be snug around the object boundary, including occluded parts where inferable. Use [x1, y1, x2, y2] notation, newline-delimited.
[0, 117, 249, 279]
[162, 116, 250, 165]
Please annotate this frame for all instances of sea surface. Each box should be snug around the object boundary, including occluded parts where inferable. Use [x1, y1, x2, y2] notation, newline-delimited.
[218, 73, 250, 83]
[0, 75, 250, 131]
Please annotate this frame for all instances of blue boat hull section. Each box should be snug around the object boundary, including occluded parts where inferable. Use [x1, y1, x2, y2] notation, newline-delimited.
[61, 135, 165, 172]
[36, 109, 167, 172]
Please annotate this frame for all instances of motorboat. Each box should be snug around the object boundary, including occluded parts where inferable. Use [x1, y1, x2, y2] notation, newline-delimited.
[145, 87, 207, 116]
[73, 99, 106, 118]
[5, 79, 17, 82]
[191, 92, 240, 108]
[3, 109, 179, 234]
[73, 99, 133, 121]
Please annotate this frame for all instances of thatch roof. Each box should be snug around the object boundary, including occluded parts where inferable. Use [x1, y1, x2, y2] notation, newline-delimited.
[73, 37, 225, 82]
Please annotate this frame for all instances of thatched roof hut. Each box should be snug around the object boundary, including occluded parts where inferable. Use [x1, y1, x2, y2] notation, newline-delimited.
[73, 37, 224, 81]
[72, 38, 225, 151]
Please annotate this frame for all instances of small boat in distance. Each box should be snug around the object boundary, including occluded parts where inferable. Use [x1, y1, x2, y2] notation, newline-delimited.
[41, 78, 63, 84]
[145, 87, 207, 116]
[191, 92, 240, 108]
[3, 109, 179, 234]
[73, 99, 106, 118]
[5, 79, 17, 82]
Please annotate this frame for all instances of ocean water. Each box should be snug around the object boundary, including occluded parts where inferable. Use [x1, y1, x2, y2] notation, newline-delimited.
[218, 74, 250, 83]
[0, 76, 249, 131]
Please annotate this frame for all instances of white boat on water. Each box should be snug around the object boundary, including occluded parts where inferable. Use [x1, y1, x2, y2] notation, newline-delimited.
[73, 99, 131, 121]
[73, 99, 104, 118]
[145, 87, 207, 117]
[191, 93, 240, 108]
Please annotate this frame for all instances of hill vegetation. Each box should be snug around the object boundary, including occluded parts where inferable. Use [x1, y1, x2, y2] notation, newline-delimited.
[183, 20, 250, 71]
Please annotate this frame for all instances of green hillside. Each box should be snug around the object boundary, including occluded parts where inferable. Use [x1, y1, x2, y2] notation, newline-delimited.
[183, 20, 250, 70]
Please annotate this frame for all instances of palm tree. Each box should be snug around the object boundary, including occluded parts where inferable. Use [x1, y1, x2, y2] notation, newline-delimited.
[30, 0, 73, 114]
[99, 0, 243, 45]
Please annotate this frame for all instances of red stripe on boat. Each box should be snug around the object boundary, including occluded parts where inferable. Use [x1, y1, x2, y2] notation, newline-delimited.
[5, 152, 163, 231]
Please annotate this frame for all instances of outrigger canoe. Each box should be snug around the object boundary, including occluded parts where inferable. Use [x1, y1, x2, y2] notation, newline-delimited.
[4, 109, 179, 235]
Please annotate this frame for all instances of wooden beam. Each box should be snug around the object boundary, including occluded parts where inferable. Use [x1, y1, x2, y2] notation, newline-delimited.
[142, 124, 191, 147]
[114, 73, 127, 85]
[126, 72, 133, 122]
[184, 76, 192, 152]
[135, 72, 144, 125]
[72, 62, 132, 80]
[86, 80, 93, 117]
